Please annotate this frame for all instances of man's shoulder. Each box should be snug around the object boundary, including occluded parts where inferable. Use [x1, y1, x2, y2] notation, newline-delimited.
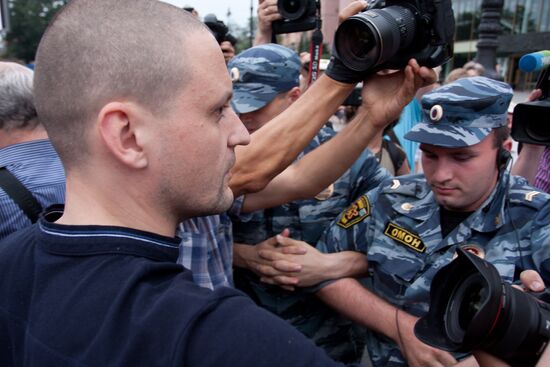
[507, 175, 550, 211]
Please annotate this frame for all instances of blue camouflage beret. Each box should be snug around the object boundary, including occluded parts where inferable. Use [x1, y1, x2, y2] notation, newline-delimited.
[227, 43, 301, 114]
[405, 76, 513, 148]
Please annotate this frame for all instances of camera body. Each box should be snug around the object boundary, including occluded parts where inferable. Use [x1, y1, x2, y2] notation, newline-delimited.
[333, 0, 454, 73]
[415, 247, 550, 367]
[272, 0, 317, 35]
[204, 14, 237, 45]
[512, 65, 550, 146]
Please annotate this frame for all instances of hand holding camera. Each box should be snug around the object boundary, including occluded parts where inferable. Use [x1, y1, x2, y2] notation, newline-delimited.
[512, 51, 550, 146]
[256, 0, 283, 45]
[271, 0, 317, 34]
[415, 248, 550, 367]
[326, 0, 453, 84]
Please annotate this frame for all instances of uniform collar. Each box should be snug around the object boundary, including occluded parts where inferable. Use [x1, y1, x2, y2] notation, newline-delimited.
[387, 172, 509, 233]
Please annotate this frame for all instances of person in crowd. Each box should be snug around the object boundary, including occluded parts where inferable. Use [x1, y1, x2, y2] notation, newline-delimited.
[0, 1, 436, 365]
[228, 43, 388, 363]
[511, 88, 550, 194]
[365, 120, 410, 176]
[258, 77, 550, 367]
[314, 76, 550, 367]
[463, 60, 486, 77]
[393, 66, 441, 173]
[182, 5, 199, 17]
[0, 61, 65, 240]
[443, 67, 470, 85]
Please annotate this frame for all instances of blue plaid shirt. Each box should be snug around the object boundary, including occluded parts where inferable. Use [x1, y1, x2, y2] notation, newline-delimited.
[0, 140, 65, 240]
[177, 197, 244, 290]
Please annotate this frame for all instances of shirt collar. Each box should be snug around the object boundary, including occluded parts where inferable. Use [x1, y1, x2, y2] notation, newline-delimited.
[38, 206, 181, 262]
[0, 139, 59, 167]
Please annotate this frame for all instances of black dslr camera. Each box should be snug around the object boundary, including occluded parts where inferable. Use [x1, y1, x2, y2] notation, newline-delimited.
[204, 14, 237, 45]
[415, 247, 550, 367]
[272, 0, 317, 34]
[512, 63, 550, 146]
[333, 0, 454, 73]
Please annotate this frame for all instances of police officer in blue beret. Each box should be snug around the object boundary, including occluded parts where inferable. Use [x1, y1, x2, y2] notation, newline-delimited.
[264, 76, 550, 367]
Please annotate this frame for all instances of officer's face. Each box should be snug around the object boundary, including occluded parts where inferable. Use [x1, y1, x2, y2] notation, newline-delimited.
[238, 89, 297, 134]
[420, 133, 500, 212]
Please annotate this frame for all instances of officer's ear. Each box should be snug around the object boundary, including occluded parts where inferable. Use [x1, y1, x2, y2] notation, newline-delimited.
[286, 87, 301, 103]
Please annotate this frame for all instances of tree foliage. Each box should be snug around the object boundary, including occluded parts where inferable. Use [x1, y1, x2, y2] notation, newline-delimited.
[5, 0, 67, 62]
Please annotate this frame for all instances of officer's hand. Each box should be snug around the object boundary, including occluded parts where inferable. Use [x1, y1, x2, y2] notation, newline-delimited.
[220, 41, 235, 64]
[396, 309, 458, 367]
[324, 0, 369, 83]
[360, 58, 436, 130]
[258, 235, 330, 288]
[254, 0, 282, 45]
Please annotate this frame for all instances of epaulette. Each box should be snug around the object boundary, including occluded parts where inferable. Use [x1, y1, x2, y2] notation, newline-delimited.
[507, 177, 550, 210]
[379, 174, 428, 199]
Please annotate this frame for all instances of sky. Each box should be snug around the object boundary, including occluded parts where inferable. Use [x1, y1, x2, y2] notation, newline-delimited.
[161, 0, 257, 29]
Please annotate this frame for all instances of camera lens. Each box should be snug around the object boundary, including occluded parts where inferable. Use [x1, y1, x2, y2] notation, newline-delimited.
[334, 5, 416, 72]
[278, 0, 306, 20]
[444, 273, 490, 344]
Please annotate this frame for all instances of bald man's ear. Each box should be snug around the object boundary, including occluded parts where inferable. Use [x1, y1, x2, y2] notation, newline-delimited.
[97, 102, 148, 169]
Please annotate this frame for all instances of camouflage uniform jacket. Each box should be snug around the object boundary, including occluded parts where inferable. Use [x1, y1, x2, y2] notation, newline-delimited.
[232, 126, 391, 363]
[317, 172, 550, 367]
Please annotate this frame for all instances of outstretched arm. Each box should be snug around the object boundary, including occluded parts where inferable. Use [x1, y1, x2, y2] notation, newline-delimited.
[229, 1, 371, 197]
[241, 59, 436, 212]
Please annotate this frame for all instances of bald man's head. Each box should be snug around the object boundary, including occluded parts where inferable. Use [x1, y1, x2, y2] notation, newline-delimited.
[34, 0, 207, 168]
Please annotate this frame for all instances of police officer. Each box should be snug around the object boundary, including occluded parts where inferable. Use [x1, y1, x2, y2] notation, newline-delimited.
[229, 43, 389, 364]
[307, 76, 550, 367]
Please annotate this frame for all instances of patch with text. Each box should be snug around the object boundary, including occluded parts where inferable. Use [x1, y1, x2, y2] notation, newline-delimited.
[337, 195, 370, 229]
[384, 223, 426, 253]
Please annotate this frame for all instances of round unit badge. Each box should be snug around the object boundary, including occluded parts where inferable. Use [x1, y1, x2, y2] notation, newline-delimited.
[430, 105, 444, 122]
[230, 67, 240, 82]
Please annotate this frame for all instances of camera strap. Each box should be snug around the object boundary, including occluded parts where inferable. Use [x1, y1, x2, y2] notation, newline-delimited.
[0, 166, 43, 223]
[307, 0, 323, 86]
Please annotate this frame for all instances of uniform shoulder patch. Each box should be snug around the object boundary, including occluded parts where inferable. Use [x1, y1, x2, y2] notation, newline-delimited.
[384, 222, 426, 253]
[337, 195, 370, 229]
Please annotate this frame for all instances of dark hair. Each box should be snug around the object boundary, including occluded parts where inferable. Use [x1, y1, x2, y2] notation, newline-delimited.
[492, 125, 510, 149]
